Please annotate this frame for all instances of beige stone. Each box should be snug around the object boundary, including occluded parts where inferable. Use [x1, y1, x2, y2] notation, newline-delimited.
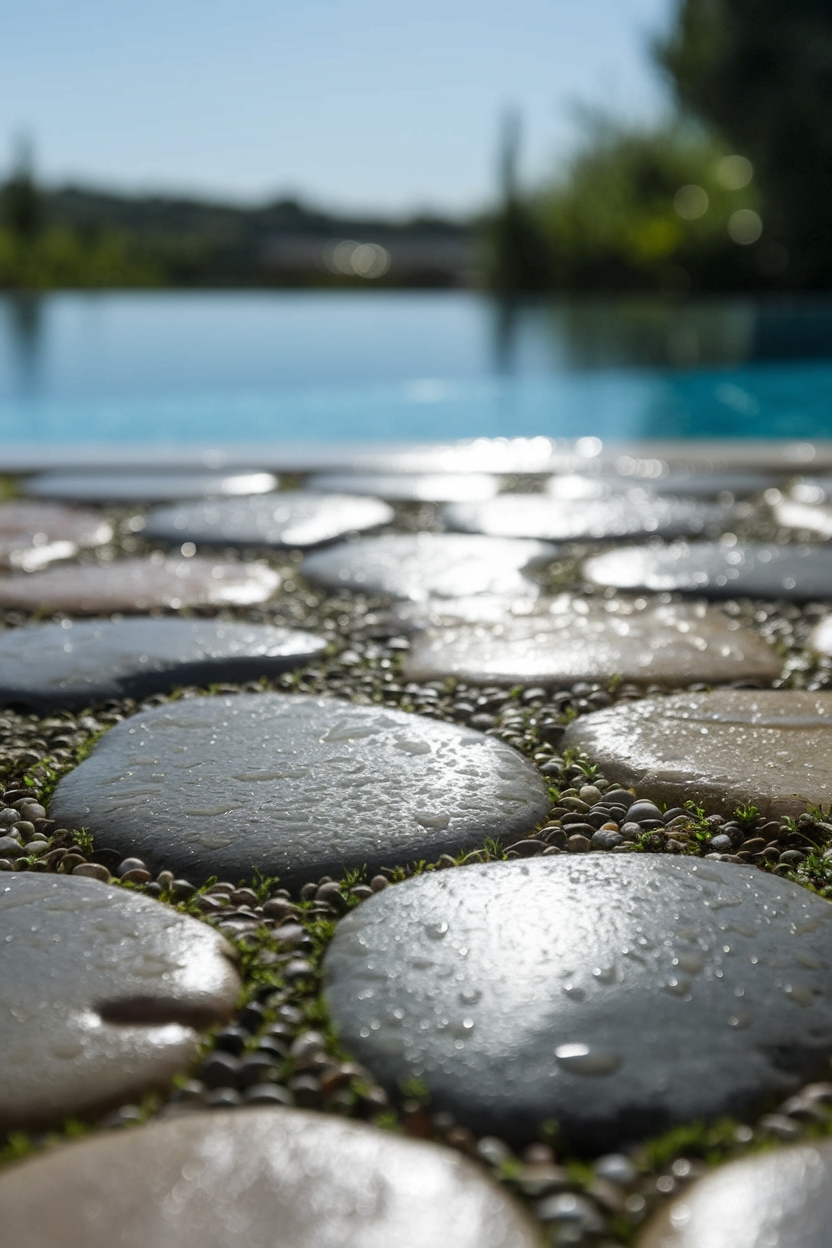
[0, 501, 112, 571]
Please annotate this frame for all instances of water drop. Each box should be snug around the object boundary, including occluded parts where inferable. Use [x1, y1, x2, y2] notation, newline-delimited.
[424, 921, 449, 941]
[555, 1043, 621, 1075]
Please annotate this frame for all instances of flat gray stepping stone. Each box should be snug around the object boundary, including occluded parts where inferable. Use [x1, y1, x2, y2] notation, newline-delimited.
[303, 533, 556, 600]
[25, 470, 278, 502]
[307, 471, 500, 502]
[546, 471, 777, 501]
[774, 495, 832, 538]
[325, 856, 832, 1150]
[0, 1107, 538, 1248]
[0, 556, 280, 614]
[584, 540, 832, 599]
[143, 491, 393, 549]
[639, 1141, 832, 1248]
[50, 693, 550, 885]
[0, 501, 112, 572]
[563, 688, 832, 817]
[402, 595, 781, 687]
[0, 618, 326, 711]
[0, 874, 240, 1132]
[444, 493, 727, 541]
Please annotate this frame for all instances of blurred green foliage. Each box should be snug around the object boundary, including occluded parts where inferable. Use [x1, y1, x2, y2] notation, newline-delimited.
[0, 228, 162, 288]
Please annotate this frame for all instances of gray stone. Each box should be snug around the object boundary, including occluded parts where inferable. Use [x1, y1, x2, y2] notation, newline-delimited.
[307, 472, 500, 502]
[0, 1107, 538, 1248]
[303, 533, 556, 600]
[545, 472, 778, 502]
[143, 491, 393, 548]
[639, 1141, 832, 1248]
[583, 540, 832, 600]
[324, 856, 832, 1150]
[563, 688, 832, 817]
[0, 617, 326, 711]
[400, 594, 780, 687]
[0, 874, 240, 1131]
[774, 495, 832, 538]
[25, 470, 278, 503]
[50, 693, 550, 885]
[444, 493, 727, 541]
[0, 501, 112, 571]
[0, 556, 280, 613]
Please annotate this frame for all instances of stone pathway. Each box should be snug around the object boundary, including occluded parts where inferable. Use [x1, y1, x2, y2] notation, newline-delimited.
[444, 493, 727, 541]
[0, 1108, 538, 1248]
[0, 874, 240, 1131]
[25, 470, 278, 502]
[302, 533, 556, 599]
[324, 856, 832, 1151]
[563, 688, 832, 817]
[143, 491, 394, 548]
[0, 501, 112, 571]
[546, 471, 779, 501]
[307, 471, 501, 501]
[0, 555, 280, 613]
[49, 693, 550, 885]
[583, 540, 832, 599]
[400, 594, 781, 687]
[0, 618, 327, 711]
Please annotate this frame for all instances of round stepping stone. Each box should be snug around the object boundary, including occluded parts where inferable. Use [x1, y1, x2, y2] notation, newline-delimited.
[324, 856, 832, 1151]
[0, 556, 280, 614]
[562, 688, 832, 817]
[0, 873, 240, 1132]
[774, 495, 832, 538]
[307, 471, 501, 502]
[25, 470, 278, 503]
[0, 501, 112, 572]
[402, 594, 780, 688]
[0, 618, 326, 711]
[143, 491, 393, 549]
[0, 1107, 538, 1248]
[639, 1141, 832, 1248]
[50, 693, 550, 885]
[583, 541, 832, 600]
[302, 533, 556, 601]
[444, 493, 727, 541]
[546, 471, 777, 501]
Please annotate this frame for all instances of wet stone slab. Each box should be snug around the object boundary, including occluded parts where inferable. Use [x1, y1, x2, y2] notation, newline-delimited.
[0, 556, 280, 613]
[0, 1107, 538, 1248]
[583, 541, 832, 600]
[546, 472, 780, 501]
[0, 501, 112, 572]
[324, 856, 832, 1151]
[444, 493, 727, 541]
[0, 618, 326, 711]
[50, 693, 550, 885]
[563, 689, 832, 818]
[639, 1141, 832, 1248]
[302, 533, 556, 600]
[307, 471, 501, 502]
[0, 874, 240, 1132]
[143, 491, 394, 548]
[25, 470, 278, 502]
[400, 594, 781, 688]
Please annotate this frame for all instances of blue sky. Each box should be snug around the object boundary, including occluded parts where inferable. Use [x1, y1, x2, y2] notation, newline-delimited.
[3, 0, 674, 215]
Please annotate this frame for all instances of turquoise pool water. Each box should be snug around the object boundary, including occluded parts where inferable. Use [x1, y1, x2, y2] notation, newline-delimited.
[2, 290, 832, 444]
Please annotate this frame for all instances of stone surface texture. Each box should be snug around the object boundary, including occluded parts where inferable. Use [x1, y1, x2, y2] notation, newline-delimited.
[401, 594, 780, 687]
[307, 471, 501, 502]
[25, 471, 278, 502]
[639, 1141, 832, 1248]
[774, 496, 832, 538]
[545, 472, 778, 501]
[0, 874, 240, 1131]
[143, 491, 394, 548]
[444, 493, 727, 541]
[302, 533, 556, 600]
[0, 618, 326, 711]
[0, 556, 280, 613]
[325, 856, 832, 1150]
[50, 693, 550, 885]
[563, 689, 832, 817]
[0, 501, 112, 571]
[0, 1108, 539, 1248]
[583, 541, 832, 600]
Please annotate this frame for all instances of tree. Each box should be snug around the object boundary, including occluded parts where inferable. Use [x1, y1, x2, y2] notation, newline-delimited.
[1, 138, 42, 243]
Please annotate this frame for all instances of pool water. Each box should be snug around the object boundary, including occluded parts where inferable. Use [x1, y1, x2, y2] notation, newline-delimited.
[2, 291, 832, 445]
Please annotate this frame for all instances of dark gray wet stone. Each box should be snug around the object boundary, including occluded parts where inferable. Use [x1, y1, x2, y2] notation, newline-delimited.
[0, 618, 326, 711]
[307, 472, 501, 502]
[639, 1141, 832, 1248]
[143, 491, 394, 548]
[0, 1108, 538, 1248]
[444, 493, 727, 541]
[562, 688, 832, 817]
[25, 470, 278, 502]
[0, 874, 240, 1132]
[324, 856, 832, 1151]
[50, 693, 550, 885]
[302, 533, 556, 600]
[583, 540, 832, 600]
[0, 556, 280, 613]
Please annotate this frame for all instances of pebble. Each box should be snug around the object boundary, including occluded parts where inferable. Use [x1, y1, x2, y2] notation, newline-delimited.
[564, 688, 832, 817]
[0, 874, 240, 1131]
[0, 617, 326, 711]
[143, 491, 394, 548]
[307, 472, 501, 502]
[444, 493, 728, 541]
[25, 470, 278, 502]
[324, 856, 832, 1150]
[50, 692, 550, 886]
